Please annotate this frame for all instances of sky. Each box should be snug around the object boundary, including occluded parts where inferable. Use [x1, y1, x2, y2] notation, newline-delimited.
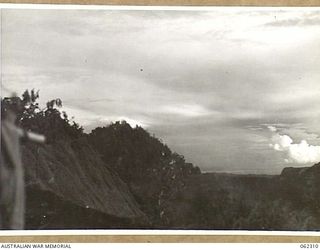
[1, 7, 320, 174]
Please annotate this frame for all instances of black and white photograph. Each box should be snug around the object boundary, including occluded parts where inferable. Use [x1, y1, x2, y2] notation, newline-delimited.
[1, 6, 320, 231]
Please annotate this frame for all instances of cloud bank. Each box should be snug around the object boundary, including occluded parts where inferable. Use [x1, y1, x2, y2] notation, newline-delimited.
[269, 127, 320, 164]
[2, 8, 320, 173]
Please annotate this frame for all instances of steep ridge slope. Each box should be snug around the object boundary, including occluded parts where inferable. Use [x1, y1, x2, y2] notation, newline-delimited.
[22, 138, 147, 229]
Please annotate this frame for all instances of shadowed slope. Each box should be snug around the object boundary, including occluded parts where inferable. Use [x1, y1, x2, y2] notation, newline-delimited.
[22, 137, 147, 228]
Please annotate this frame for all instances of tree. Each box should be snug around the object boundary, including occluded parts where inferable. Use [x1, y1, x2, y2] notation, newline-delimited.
[1, 90, 83, 142]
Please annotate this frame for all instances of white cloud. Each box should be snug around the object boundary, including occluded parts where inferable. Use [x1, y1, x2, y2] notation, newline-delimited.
[160, 104, 213, 117]
[287, 140, 320, 164]
[62, 106, 150, 130]
[272, 134, 293, 150]
[270, 127, 320, 164]
[267, 125, 277, 132]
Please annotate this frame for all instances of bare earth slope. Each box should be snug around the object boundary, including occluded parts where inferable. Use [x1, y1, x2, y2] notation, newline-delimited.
[22, 138, 147, 229]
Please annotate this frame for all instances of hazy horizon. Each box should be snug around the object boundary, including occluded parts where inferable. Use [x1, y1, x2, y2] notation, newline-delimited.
[2, 7, 320, 174]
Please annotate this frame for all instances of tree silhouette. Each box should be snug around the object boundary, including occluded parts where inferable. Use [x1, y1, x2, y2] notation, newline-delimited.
[1, 90, 83, 142]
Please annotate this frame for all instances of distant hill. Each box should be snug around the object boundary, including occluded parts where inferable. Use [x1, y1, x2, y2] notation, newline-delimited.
[279, 163, 320, 214]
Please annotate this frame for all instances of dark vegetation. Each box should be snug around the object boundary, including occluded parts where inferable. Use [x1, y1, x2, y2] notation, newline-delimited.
[1, 90, 83, 142]
[163, 171, 320, 230]
[88, 122, 200, 225]
[2, 90, 320, 230]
